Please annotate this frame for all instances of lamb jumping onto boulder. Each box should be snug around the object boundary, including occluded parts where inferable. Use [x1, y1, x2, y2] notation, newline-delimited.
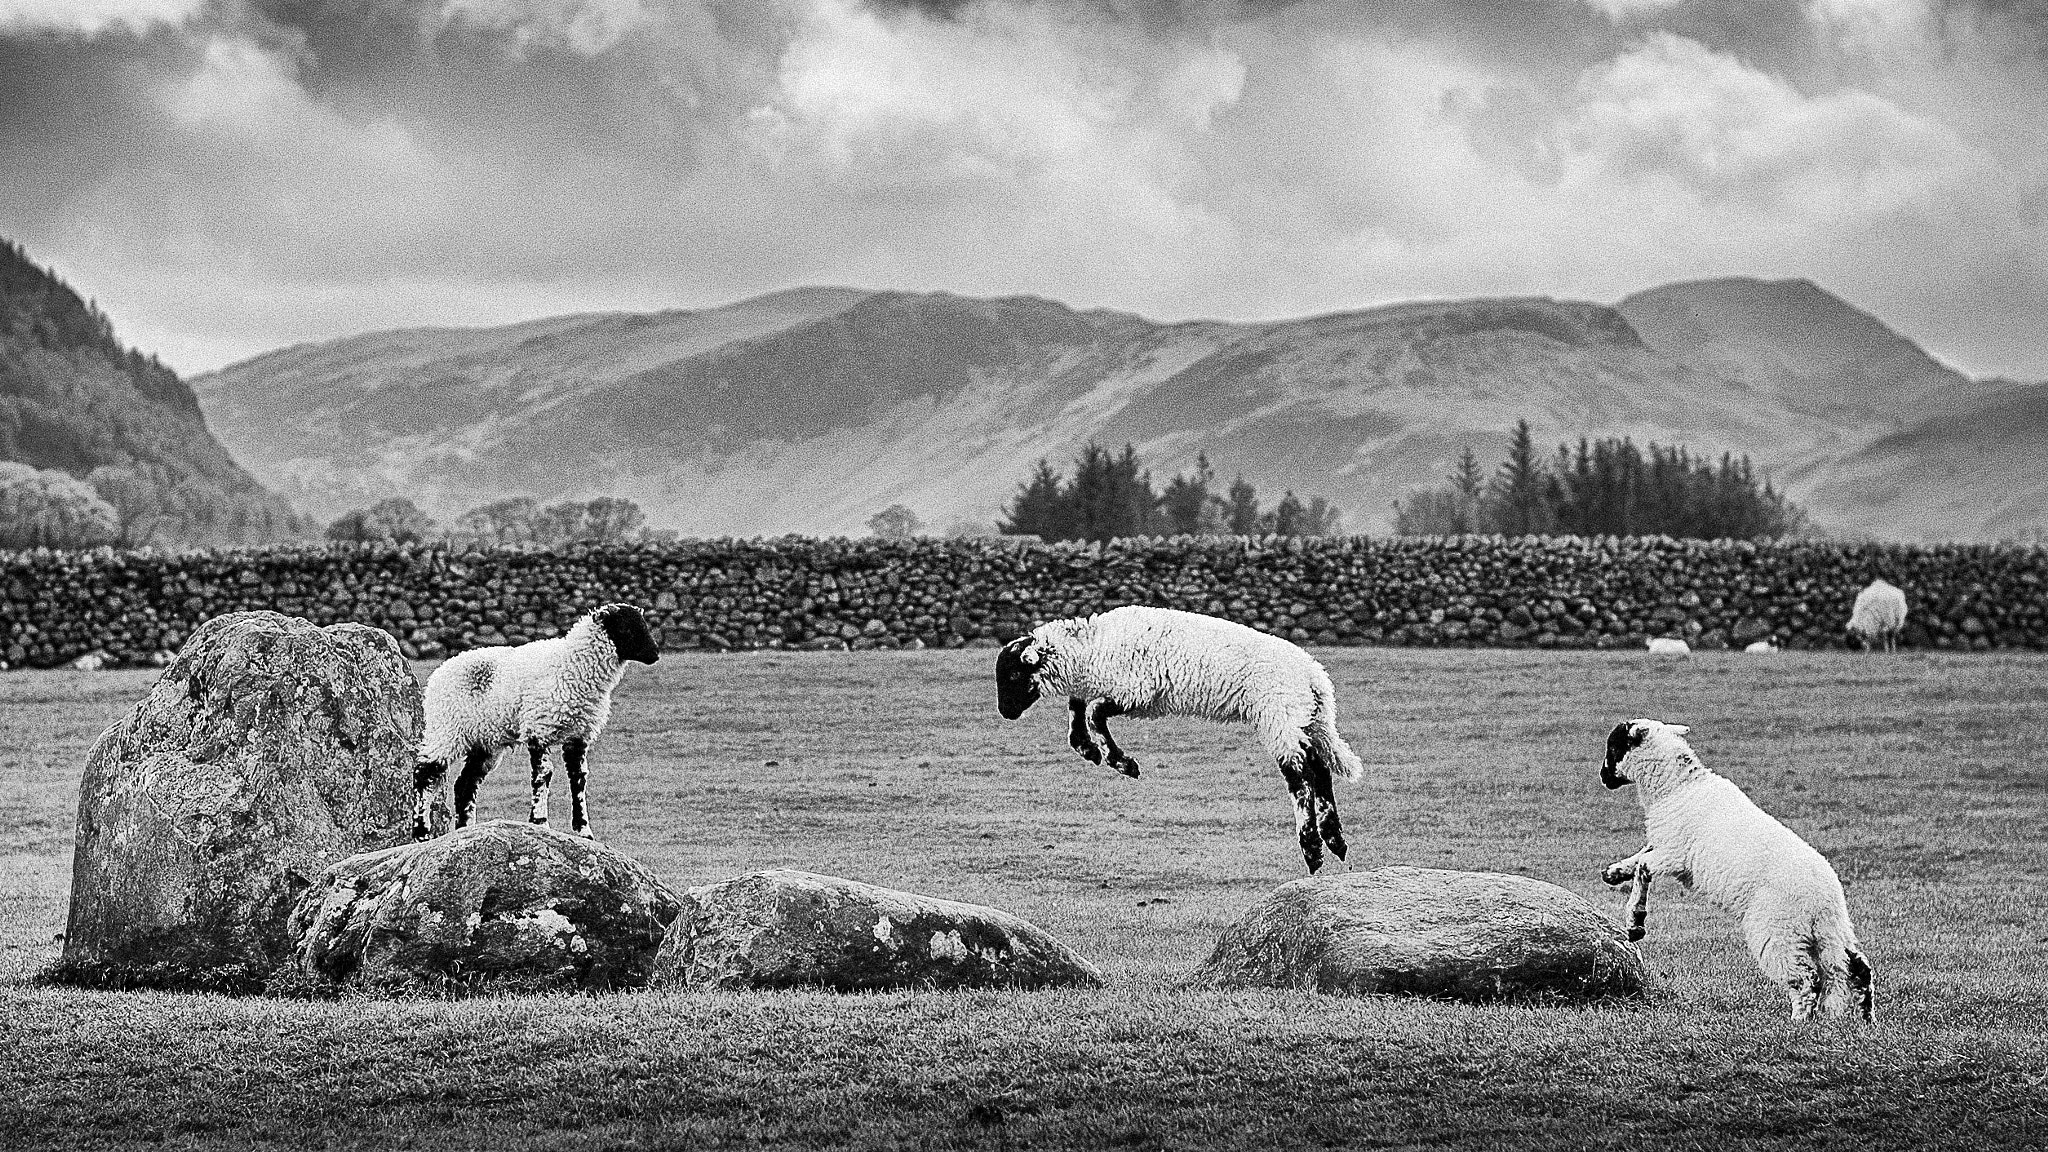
[414, 603, 660, 841]
[995, 605, 1364, 873]
[1600, 718, 1873, 1022]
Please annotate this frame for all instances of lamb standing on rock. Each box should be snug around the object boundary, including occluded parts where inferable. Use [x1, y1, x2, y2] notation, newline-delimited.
[1848, 579, 1908, 652]
[1599, 718, 1873, 1022]
[413, 603, 661, 841]
[995, 605, 1364, 873]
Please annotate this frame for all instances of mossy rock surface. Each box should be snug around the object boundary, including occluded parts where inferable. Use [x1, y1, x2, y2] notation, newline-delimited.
[650, 869, 1103, 992]
[56, 611, 423, 992]
[284, 821, 683, 995]
[1189, 866, 1647, 1003]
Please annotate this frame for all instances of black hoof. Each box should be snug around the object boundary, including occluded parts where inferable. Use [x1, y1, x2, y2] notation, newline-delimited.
[1325, 837, 1348, 860]
[529, 815, 548, 826]
[1114, 759, 1140, 778]
[1072, 742, 1103, 765]
[1627, 926, 1645, 943]
[412, 825, 431, 842]
[1304, 856, 1323, 874]
[1602, 867, 1631, 887]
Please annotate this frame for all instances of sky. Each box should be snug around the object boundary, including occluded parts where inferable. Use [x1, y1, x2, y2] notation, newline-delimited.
[2, 0, 2045, 379]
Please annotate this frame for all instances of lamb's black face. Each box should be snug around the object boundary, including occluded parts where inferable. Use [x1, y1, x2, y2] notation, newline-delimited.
[995, 636, 1042, 720]
[1602, 720, 1644, 789]
[593, 603, 661, 664]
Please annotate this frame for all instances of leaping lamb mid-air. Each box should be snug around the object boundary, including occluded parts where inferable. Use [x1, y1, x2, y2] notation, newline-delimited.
[413, 602, 662, 841]
[994, 605, 1365, 873]
[1847, 578, 1908, 652]
[1599, 717, 1874, 1022]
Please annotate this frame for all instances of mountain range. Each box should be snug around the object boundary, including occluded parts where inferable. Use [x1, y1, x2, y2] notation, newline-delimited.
[190, 275, 2037, 542]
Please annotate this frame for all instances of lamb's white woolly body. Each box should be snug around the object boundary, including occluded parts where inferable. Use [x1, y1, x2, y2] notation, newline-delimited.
[413, 604, 658, 841]
[1006, 605, 1363, 873]
[1032, 608, 1352, 774]
[419, 621, 627, 765]
[1848, 579, 1908, 651]
[1605, 720, 1873, 1021]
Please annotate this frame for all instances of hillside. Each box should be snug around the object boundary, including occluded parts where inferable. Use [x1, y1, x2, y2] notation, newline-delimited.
[193, 280, 2028, 541]
[1617, 277, 1970, 420]
[0, 240, 302, 546]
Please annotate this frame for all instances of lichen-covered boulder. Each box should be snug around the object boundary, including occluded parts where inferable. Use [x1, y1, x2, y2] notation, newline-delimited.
[284, 821, 683, 994]
[57, 611, 424, 991]
[649, 869, 1103, 991]
[1188, 866, 1646, 1003]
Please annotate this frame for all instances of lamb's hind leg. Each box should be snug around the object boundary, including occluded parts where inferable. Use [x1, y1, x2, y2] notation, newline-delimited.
[1087, 700, 1139, 778]
[1758, 937, 1823, 1020]
[1277, 758, 1322, 873]
[1300, 726, 1346, 862]
[563, 737, 592, 839]
[1847, 947, 1876, 1024]
[1068, 698, 1103, 765]
[527, 738, 554, 826]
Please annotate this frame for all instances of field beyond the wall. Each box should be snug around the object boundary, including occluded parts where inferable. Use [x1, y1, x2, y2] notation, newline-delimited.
[2, 649, 2045, 1150]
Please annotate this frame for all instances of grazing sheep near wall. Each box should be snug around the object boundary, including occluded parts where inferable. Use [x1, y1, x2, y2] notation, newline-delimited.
[413, 603, 661, 841]
[1600, 718, 1873, 1022]
[1646, 637, 1691, 656]
[994, 605, 1364, 873]
[1848, 579, 1908, 652]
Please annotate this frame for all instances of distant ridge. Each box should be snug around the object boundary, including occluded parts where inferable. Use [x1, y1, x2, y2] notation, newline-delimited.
[192, 277, 2032, 542]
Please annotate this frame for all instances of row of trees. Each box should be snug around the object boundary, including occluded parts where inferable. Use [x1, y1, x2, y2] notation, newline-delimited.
[1393, 421, 1810, 540]
[999, 444, 1342, 542]
[326, 495, 668, 546]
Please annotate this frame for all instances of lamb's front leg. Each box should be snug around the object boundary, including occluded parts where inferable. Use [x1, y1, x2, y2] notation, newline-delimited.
[1086, 700, 1139, 778]
[1604, 847, 1656, 941]
[1623, 864, 1651, 941]
[412, 760, 447, 841]
[527, 738, 553, 827]
[1068, 698, 1103, 764]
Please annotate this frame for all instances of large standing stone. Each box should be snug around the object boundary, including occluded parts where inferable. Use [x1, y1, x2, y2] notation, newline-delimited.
[283, 821, 683, 994]
[1188, 866, 1646, 1003]
[57, 611, 424, 991]
[650, 869, 1103, 991]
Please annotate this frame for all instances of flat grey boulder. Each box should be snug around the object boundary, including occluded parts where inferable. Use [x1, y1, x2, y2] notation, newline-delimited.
[283, 820, 684, 994]
[649, 869, 1103, 991]
[57, 611, 423, 992]
[1189, 866, 1646, 1003]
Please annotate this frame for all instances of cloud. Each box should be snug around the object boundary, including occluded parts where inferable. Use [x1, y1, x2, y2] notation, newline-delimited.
[0, 0, 2043, 380]
[0, 0, 205, 34]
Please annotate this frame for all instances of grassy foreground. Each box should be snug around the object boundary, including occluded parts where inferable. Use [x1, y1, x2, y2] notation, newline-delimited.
[1, 648, 2044, 1149]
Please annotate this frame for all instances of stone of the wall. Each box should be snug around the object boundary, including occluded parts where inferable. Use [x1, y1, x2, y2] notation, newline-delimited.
[3, 535, 2044, 668]
[54, 611, 422, 991]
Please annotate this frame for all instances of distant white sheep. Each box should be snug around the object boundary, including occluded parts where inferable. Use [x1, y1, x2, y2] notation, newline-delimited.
[1848, 579, 1908, 652]
[1744, 637, 1779, 654]
[995, 605, 1364, 873]
[1600, 718, 1873, 1022]
[413, 603, 661, 841]
[1645, 637, 1691, 656]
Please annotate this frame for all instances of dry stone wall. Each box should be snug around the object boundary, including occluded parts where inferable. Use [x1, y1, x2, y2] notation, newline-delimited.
[4, 534, 2045, 668]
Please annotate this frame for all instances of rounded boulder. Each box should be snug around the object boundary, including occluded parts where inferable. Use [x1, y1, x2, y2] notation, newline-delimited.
[284, 820, 683, 994]
[1188, 866, 1646, 1003]
[649, 869, 1103, 991]
[58, 611, 424, 992]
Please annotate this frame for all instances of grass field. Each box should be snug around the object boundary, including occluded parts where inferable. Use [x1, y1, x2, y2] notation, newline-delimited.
[2, 648, 2045, 1150]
